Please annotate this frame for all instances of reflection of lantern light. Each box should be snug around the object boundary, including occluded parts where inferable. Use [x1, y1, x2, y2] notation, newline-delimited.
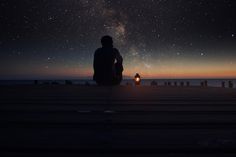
[134, 73, 141, 85]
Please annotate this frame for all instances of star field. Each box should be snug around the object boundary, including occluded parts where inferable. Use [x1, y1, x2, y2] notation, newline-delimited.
[0, 0, 236, 79]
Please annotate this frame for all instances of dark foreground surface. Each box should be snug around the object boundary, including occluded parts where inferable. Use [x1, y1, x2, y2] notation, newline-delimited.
[1, 85, 236, 157]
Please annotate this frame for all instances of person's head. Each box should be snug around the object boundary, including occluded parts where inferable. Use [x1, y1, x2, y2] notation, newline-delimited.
[101, 35, 113, 47]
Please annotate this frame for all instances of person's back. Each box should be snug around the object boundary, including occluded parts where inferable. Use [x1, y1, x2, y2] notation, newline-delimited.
[93, 36, 123, 85]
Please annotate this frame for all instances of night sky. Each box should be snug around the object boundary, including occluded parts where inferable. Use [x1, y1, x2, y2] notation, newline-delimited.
[0, 0, 236, 79]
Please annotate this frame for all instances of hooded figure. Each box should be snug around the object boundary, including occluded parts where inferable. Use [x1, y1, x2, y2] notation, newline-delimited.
[93, 36, 123, 85]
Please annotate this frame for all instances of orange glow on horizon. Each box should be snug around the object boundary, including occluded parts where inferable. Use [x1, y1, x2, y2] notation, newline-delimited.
[12, 63, 236, 79]
[124, 63, 236, 79]
[33, 68, 236, 79]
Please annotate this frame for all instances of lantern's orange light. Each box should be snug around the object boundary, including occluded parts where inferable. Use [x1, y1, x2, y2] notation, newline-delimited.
[135, 77, 140, 82]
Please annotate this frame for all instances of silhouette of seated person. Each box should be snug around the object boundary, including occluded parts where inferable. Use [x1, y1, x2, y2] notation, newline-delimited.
[93, 36, 123, 85]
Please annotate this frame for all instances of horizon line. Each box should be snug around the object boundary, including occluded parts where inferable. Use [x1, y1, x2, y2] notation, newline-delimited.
[1, 77, 236, 80]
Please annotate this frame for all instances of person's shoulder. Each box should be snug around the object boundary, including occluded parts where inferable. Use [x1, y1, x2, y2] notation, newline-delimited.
[113, 48, 120, 54]
[95, 48, 102, 52]
[95, 48, 102, 54]
[113, 48, 119, 51]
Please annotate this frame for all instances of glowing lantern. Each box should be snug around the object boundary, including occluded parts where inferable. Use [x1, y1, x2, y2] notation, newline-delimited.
[134, 73, 141, 85]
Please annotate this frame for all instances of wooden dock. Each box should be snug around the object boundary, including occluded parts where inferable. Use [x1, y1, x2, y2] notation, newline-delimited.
[1, 85, 236, 156]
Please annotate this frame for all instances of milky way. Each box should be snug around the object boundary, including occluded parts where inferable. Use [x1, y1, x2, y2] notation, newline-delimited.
[0, 0, 236, 79]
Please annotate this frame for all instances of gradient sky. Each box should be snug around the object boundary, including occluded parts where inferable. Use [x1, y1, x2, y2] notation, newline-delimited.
[0, 0, 236, 79]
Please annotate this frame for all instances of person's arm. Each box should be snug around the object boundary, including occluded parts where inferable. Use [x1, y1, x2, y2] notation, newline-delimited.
[115, 49, 123, 65]
[93, 51, 97, 71]
[114, 49, 123, 73]
[93, 49, 99, 81]
[93, 49, 99, 71]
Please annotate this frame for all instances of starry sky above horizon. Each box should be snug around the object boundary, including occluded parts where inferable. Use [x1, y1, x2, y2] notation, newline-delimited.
[0, 0, 236, 79]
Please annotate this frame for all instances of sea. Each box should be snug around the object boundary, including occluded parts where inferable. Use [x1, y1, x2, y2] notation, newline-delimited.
[0, 79, 236, 88]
